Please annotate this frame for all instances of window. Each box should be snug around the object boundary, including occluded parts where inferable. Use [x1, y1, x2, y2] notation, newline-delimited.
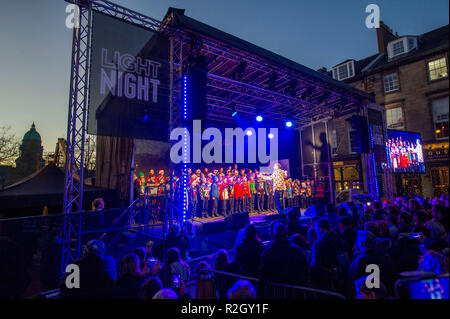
[386, 107, 404, 130]
[432, 97, 449, 140]
[331, 129, 338, 155]
[428, 57, 448, 81]
[393, 41, 404, 56]
[383, 72, 399, 93]
[332, 61, 355, 81]
[387, 37, 418, 59]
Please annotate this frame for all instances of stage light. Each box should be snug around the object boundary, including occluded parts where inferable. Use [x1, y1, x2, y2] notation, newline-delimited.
[231, 103, 237, 117]
[285, 121, 293, 128]
[256, 115, 263, 122]
[268, 133, 274, 139]
[246, 130, 252, 136]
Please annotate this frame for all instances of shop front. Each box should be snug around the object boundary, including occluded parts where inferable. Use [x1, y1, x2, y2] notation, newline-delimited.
[424, 142, 449, 198]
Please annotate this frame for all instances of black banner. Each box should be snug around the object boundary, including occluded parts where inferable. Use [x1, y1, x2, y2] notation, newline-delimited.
[88, 11, 169, 140]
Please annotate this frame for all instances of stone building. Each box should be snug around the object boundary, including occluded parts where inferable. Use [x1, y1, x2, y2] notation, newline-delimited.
[15, 122, 45, 178]
[329, 22, 449, 198]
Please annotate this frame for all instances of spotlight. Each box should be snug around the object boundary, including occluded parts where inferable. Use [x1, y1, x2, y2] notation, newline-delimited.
[268, 133, 274, 139]
[256, 115, 263, 122]
[285, 121, 293, 128]
[246, 130, 253, 136]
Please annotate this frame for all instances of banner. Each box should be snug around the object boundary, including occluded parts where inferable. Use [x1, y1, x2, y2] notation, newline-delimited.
[88, 11, 169, 140]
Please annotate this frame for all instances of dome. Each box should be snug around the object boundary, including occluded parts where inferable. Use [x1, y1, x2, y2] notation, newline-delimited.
[23, 122, 41, 141]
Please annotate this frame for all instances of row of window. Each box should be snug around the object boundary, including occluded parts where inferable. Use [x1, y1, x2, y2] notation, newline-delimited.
[386, 96, 449, 140]
[383, 57, 448, 93]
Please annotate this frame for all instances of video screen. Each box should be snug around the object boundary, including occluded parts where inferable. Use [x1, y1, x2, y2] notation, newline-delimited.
[382, 130, 425, 173]
[409, 277, 449, 299]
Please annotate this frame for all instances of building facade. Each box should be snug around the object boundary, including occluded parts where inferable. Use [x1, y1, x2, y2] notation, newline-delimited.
[330, 22, 449, 198]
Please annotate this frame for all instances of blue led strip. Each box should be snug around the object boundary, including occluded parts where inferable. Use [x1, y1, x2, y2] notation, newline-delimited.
[182, 76, 188, 223]
[369, 125, 380, 199]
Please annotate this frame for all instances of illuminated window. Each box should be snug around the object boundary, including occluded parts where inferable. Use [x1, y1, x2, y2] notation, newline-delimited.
[432, 97, 449, 140]
[428, 57, 448, 81]
[386, 107, 404, 130]
[332, 61, 355, 81]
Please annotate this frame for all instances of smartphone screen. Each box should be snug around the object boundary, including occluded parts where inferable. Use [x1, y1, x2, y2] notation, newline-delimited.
[172, 274, 181, 288]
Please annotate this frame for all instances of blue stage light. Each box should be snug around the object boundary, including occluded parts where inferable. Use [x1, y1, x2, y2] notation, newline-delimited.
[268, 133, 274, 139]
[256, 115, 263, 122]
[285, 121, 293, 128]
[246, 130, 252, 136]
[232, 111, 237, 117]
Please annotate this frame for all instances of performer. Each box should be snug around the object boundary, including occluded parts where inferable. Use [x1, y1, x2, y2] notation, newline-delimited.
[256, 172, 266, 213]
[242, 176, 251, 212]
[234, 174, 243, 212]
[188, 174, 200, 220]
[265, 163, 287, 212]
[199, 178, 210, 219]
[249, 174, 256, 213]
[210, 175, 220, 217]
[227, 175, 235, 215]
[219, 177, 229, 217]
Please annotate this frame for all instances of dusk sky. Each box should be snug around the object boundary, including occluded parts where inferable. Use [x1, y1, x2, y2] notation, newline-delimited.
[0, 0, 448, 152]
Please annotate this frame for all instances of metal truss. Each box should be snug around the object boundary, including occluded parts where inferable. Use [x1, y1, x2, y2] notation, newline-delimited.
[62, 0, 92, 273]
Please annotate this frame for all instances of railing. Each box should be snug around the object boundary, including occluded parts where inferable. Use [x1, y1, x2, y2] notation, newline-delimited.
[204, 269, 346, 299]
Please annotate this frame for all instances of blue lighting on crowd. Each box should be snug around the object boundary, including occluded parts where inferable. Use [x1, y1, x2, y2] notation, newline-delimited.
[256, 115, 263, 122]
[285, 121, 293, 128]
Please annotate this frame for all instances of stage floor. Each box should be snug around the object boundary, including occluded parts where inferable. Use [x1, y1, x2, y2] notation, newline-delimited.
[189, 210, 280, 226]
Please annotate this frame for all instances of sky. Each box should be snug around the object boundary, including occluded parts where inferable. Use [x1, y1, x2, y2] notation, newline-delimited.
[0, 0, 448, 153]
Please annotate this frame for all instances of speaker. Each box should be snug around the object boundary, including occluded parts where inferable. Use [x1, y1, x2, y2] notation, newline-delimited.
[186, 55, 207, 123]
[224, 212, 250, 229]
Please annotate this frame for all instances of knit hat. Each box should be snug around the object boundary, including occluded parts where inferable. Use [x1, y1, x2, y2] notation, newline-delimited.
[139, 172, 145, 177]
[83, 240, 105, 256]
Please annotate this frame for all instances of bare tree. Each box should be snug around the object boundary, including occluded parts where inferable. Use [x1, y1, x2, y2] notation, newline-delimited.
[84, 135, 96, 171]
[0, 126, 20, 166]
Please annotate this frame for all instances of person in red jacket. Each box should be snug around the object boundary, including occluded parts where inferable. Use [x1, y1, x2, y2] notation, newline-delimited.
[234, 175, 243, 212]
[242, 176, 251, 212]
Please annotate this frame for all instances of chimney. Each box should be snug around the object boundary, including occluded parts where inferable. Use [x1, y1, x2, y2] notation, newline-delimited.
[376, 21, 398, 54]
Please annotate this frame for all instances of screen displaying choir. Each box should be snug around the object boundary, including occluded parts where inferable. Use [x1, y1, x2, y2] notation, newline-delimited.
[383, 133, 425, 173]
[133, 166, 318, 221]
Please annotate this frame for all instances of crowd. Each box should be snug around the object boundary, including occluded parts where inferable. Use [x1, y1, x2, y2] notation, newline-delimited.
[134, 164, 326, 220]
[1, 192, 448, 299]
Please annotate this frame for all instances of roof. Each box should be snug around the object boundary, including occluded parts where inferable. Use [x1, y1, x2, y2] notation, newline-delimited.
[23, 122, 41, 141]
[337, 24, 449, 82]
[165, 8, 372, 101]
[0, 163, 116, 210]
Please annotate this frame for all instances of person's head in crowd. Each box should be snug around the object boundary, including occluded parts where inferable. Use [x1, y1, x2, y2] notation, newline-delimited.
[326, 203, 335, 215]
[269, 221, 283, 240]
[287, 208, 300, 222]
[425, 221, 447, 239]
[407, 199, 421, 214]
[91, 198, 105, 211]
[119, 253, 141, 277]
[385, 214, 398, 227]
[386, 205, 400, 216]
[195, 261, 210, 276]
[314, 218, 331, 237]
[307, 227, 317, 244]
[273, 223, 288, 241]
[398, 212, 412, 232]
[375, 220, 390, 239]
[337, 206, 348, 217]
[338, 216, 353, 233]
[227, 280, 256, 299]
[152, 288, 178, 299]
[290, 234, 309, 250]
[356, 230, 376, 254]
[243, 224, 260, 243]
[364, 221, 380, 237]
[212, 249, 230, 270]
[350, 206, 359, 216]
[432, 204, 447, 222]
[413, 211, 429, 226]
[83, 239, 106, 257]
[354, 276, 387, 299]
[166, 247, 182, 266]
[132, 247, 147, 271]
[373, 201, 382, 211]
[140, 276, 163, 299]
